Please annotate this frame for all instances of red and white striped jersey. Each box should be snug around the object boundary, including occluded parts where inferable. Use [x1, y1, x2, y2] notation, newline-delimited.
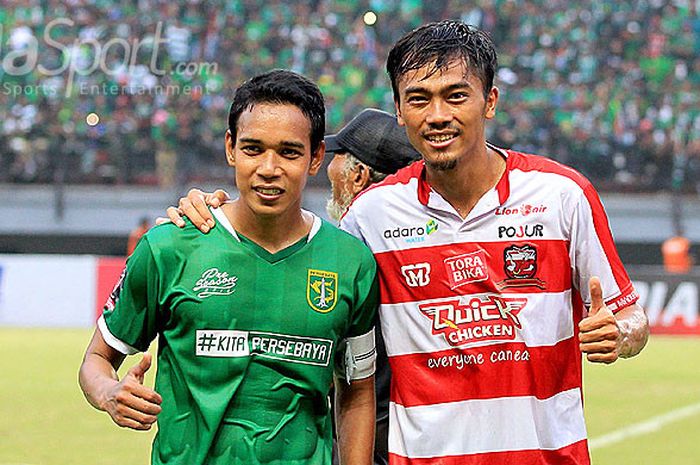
[341, 146, 639, 465]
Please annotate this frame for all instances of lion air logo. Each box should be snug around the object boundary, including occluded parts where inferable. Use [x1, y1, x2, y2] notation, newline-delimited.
[419, 295, 526, 347]
[497, 244, 546, 290]
[495, 204, 547, 216]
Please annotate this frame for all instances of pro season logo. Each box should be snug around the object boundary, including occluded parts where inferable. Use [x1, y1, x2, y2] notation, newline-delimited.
[383, 219, 439, 243]
[307, 269, 338, 313]
[193, 268, 238, 298]
[419, 295, 526, 347]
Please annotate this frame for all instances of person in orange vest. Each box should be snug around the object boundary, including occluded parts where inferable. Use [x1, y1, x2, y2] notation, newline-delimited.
[662, 234, 693, 274]
[126, 217, 150, 256]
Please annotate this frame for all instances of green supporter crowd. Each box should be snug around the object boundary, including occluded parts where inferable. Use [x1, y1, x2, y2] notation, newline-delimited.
[0, 0, 698, 192]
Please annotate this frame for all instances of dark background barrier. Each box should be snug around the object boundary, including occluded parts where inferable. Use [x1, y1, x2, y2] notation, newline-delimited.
[629, 266, 700, 335]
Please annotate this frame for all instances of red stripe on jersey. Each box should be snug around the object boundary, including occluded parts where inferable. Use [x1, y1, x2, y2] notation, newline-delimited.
[375, 240, 571, 305]
[389, 439, 590, 465]
[507, 150, 637, 310]
[491, 143, 511, 204]
[389, 338, 581, 407]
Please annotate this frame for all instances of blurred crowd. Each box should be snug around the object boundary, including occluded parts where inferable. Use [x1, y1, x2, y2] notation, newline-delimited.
[0, 0, 698, 192]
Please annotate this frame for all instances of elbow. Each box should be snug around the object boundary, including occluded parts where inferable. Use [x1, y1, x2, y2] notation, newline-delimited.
[621, 304, 650, 359]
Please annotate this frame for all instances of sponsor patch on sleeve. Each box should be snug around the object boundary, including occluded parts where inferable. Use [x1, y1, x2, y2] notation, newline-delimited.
[103, 266, 127, 313]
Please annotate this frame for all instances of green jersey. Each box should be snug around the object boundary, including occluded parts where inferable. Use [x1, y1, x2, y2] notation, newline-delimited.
[100, 211, 379, 465]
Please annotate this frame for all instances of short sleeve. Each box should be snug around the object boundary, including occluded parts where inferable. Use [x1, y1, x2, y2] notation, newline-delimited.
[99, 236, 161, 354]
[569, 184, 639, 313]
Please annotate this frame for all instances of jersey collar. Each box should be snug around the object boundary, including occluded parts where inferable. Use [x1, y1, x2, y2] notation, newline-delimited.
[416, 142, 511, 211]
[211, 207, 322, 243]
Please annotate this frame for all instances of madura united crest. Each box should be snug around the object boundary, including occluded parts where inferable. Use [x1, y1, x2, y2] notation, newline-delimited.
[307, 269, 338, 313]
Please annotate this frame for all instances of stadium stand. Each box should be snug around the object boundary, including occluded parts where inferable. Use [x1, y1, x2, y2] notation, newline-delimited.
[0, 0, 698, 192]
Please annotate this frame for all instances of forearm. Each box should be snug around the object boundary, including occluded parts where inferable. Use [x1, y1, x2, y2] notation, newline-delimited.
[79, 353, 122, 410]
[615, 303, 649, 358]
[335, 376, 375, 465]
[78, 330, 125, 411]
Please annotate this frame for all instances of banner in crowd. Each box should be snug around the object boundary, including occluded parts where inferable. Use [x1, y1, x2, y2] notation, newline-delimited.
[0, 256, 697, 334]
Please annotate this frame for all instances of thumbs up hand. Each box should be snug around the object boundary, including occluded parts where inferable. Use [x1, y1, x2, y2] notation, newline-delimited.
[578, 277, 622, 364]
[102, 353, 163, 430]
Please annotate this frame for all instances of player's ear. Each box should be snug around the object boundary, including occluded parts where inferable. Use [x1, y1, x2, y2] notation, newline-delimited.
[484, 86, 499, 120]
[395, 100, 405, 127]
[308, 140, 325, 176]
[350, 163, 371, 196]
[225, 130, 235, 167]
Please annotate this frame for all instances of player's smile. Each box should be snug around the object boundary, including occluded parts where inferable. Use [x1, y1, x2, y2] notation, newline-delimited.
[225, 103, 323, 220]
[395, 60, 498, 171]
[253, 185, 285, 201]
[423, 130, 460, 149]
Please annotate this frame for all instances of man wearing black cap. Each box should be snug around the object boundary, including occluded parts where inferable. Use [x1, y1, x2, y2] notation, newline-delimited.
[165, 107, 420, 465]
[324, 108, 421, 221]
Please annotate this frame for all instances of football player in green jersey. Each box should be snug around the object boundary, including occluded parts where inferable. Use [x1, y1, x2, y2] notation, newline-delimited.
[165, 108, 422, 465]
[79, 70, 379, 465]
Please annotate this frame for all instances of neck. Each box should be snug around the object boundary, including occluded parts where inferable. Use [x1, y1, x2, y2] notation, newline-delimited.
[223, 200, 312, 253]
[426, 144, 505, 219]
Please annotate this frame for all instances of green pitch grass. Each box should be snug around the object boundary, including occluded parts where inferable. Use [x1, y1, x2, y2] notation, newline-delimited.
[0, 329, 698, 465]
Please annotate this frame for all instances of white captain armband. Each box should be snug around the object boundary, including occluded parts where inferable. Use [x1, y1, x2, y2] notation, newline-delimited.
[339, 327, 376, 383]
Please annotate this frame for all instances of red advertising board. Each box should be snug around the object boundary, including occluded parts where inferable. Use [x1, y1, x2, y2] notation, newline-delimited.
[95, 257, 126, 321]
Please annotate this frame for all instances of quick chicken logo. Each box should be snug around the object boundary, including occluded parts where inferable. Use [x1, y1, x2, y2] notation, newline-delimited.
[419, 295, 526, 347]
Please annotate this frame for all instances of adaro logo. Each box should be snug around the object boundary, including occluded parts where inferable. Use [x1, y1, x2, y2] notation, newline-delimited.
[383, 219, 439, 243]
[307, 269, 338, 313]
[419, 295, 526, 347]
[497, 244, 546, 290]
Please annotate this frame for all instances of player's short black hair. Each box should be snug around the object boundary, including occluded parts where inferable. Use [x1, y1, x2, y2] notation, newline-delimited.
[387, 20, 498, 101]
[228, 69, 325, 154]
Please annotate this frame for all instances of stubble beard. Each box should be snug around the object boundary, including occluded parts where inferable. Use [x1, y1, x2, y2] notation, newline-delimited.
[425, 157, 458, 171]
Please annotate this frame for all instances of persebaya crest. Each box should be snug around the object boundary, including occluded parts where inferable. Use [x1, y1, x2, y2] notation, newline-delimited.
[307, 269, 338, 313]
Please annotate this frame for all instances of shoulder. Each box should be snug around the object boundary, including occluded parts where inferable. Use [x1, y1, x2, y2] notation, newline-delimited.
[507, 149, 594, 192]
[317, 220, 375, 262]
[141, 220, 209, 255]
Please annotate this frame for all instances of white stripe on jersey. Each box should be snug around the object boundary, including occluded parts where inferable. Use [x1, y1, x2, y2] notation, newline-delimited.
[98, 315, 140, 355]
[388, 388, 587, 458]
[380, 291, 574, 356]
